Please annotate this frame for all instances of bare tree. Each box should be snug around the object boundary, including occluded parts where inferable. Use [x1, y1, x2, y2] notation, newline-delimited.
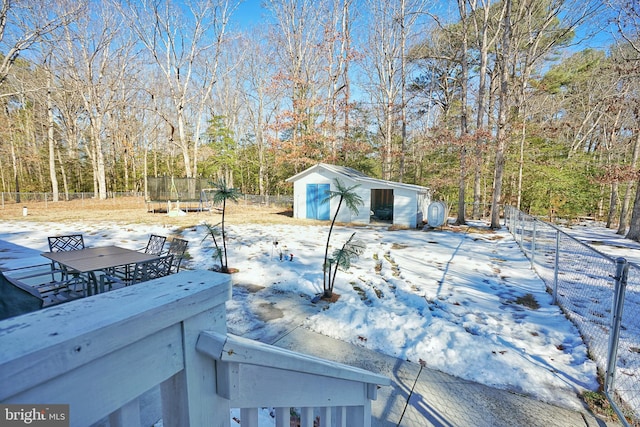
[118, 0, 237, 179]
[608, 0, 640, 59]
[51, 70, 89, 199]
[319, 0, 355, 161]
[619, 130, 640, 234]
[45, 58, 59, 202]
[454, 0, 470, 225]
[0, 0, 83, 88]
[206, 35, 248, 186]
[56, 1, 138, 199]
[265, 0, 326, 172]
[397, 0, 424, 182]
[489, 0, 511, 229]
[240, 29, 281, 196]
[605, 0, 640, 240]
[468, 0, 506, 219]
[490, 0, 604, 228]
[360, 0, 424, 181]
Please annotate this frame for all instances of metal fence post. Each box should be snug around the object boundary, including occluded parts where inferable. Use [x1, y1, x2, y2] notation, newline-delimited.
[510, 206, 514, 229]
[531, 221, 537, 267]
[516, 212, 523, 249]
[503, 206, 507, 228]
[552, 230, 559, 305]
[605, 257, 629, 395]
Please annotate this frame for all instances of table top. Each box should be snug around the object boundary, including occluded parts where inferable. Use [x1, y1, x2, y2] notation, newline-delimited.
[42, 246, 160, 273]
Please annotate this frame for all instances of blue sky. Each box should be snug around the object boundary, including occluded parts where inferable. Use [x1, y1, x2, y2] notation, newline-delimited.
[230, 0, 616, 52]
[234, 0, 268, 28]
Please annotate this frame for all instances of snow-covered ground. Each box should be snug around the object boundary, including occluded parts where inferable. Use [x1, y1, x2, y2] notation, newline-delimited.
[561, 221, 640, 265]
[2, 218, 634, 412]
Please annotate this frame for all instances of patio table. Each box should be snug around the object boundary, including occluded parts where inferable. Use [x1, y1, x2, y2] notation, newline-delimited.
[41, 246, 160, 295]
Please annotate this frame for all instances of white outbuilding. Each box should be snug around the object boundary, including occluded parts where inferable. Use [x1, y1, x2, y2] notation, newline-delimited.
[286, 163, 431, 228]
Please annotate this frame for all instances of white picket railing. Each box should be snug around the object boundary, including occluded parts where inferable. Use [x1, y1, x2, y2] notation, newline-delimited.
[198, 331, 388, 427]
[0, 270, 389, 427]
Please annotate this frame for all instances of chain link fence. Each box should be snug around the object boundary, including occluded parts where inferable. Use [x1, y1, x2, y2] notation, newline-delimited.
[0, 192, 293, 210]
[0, 192, 145, 206]
[505, 206, 640, 426]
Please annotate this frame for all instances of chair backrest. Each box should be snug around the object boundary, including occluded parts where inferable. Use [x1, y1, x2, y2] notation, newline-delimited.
[48, 234, 85, 252]
[144, 235, 166, 255]
[0, 272, 43, 320]
[167, 238, 188, 273]
[130, 255, 174, 284]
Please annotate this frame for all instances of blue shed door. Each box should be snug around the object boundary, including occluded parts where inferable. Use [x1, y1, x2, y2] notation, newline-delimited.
[306, 184, 330, 220]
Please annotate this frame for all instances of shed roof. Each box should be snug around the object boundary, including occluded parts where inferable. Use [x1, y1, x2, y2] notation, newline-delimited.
[286, 163, 430, 193]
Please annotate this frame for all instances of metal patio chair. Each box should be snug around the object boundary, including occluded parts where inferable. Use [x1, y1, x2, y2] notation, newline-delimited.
[110, 234, 167, 282]
[100, 254, 174, 293]
[48, 234, 85, 253]
[165, 238, 188, 273]
[142, 234, 167, 255]
[47, 234, 86, 290]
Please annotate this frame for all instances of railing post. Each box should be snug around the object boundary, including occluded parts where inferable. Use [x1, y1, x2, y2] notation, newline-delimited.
[605, 258, 629, 394]
[552, 230, 560, 305]
[275, 408, 288, 427]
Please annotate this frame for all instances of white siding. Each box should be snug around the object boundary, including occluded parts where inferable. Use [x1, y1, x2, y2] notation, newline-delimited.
[335, 180, 370, 224]
[392, 188, 416, 228]
[288, 164, 430, 228]
[292, 171, 371, 224]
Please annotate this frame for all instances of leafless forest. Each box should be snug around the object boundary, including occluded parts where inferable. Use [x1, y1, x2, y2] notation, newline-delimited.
[1, 0, 640, 236]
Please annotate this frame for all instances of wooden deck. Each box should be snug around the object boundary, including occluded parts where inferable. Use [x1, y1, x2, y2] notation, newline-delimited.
[0, 270, 389, 426]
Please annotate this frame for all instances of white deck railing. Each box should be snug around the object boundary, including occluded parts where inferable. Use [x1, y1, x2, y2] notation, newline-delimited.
[0, 270, 389, 427]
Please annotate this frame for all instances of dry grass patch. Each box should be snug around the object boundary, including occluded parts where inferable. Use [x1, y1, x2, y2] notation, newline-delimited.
[512, 293, 540, 310]
[0, 196, 313, 227]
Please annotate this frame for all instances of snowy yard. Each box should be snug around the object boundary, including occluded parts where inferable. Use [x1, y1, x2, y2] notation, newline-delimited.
[0, 219, 620, 412]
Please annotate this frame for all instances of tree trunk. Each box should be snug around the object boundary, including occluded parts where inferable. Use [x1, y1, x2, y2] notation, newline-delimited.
[618, 131, 640, 234]
[607, 182, 618, 228]
[516, 118, 525, 210]
[384, 100, 393, 181]
[94, 126, 108, 200]
[46, 75, 59, 203]
[398, 0, 407, 182]
[472, 0, 502, 220]
[490, 0, 511, 230]
[9, 134, 20, 203]
[258, 97, 266, 197]
[56, 149, 69, 201]
[456, 0, 469, 225]
[626, 177, 640, 242]
[177, 105, 193, 178]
